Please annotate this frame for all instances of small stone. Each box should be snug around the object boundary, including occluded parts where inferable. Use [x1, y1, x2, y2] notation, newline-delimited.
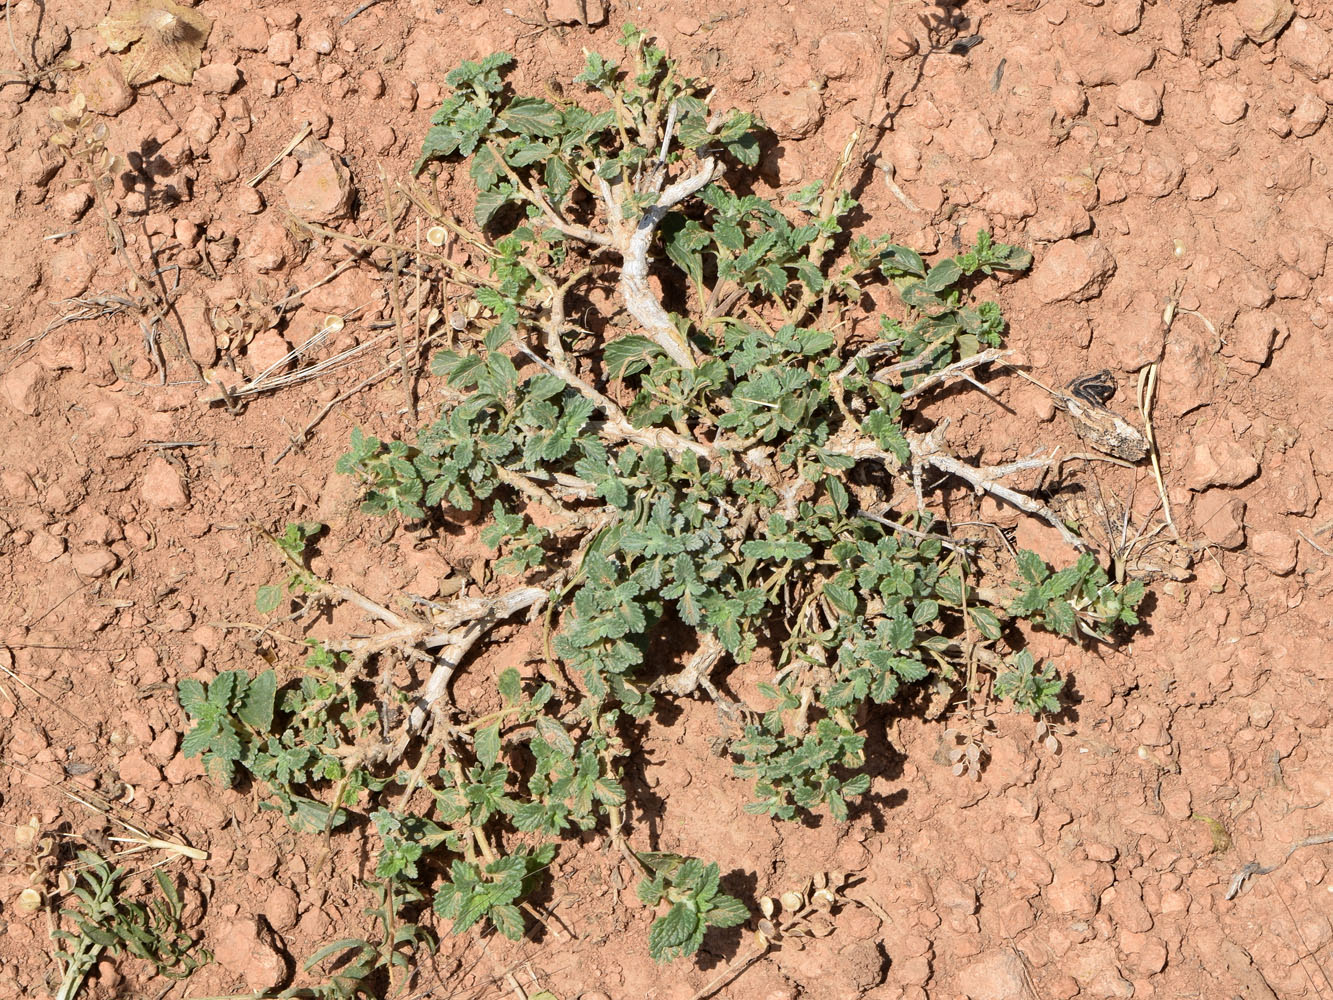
[2, 360, 43, 415]
[54, 187, 92, 222]
[283, 138, 355, 223]
[1051, 82, 1086, 117]
[212, 918, 288, 992]
[1110, 0, 1142, 35]
[1281, 17, 1332, 82]
[1210, 84, 1248, 124]
[185, 106, 219, 148]
[236, 186, 264, 214]
[1252, 530, 1297, 575]
[29, 530, 65, 563]
[545, 0, 606, 26]
[212, 130, 246, 183]
[1105, 878, 1153, 933]
[265, 886, 300, 931]
[758, 89, 824, 139]
[268, 30, 299, 66]
[816, 32, 873, 79]
[79, 57, 135, 116]
[195, 62, 241, 95]
[674, 16, 700, 35]
[244, 222, 287, 273]
[72, 546, 118, 578]
[141, 456, 189, 510]
[1193, 492, 1246, 549]
[1291, 93, 1327, 136]
[147, 729, 178, 764]
[1184, 440, 1259, 490]
[246, 331, 292, 375]
[1229, 309, 1280, 366]
[1119, 931, 1168, 976]
[118, 749, 161, 788]
[1115, 78, 1161, 121]
[1030, 239, 1117, 304]
[886, 26, 919, 59]
[957, 951, 1026, 1000]
[305, 29, 334, 55]
[233, 12, 269, 51]
[358, 69, 384, 98]
[947, 110, 995, 159]
[1235, 0, 1295, 44]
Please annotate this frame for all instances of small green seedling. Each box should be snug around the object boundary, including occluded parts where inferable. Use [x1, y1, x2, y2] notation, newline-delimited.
[51, 851, 209, 1000]
[636, 854, 748, 962]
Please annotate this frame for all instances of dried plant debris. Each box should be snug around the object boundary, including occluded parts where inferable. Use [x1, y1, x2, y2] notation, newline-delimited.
[99, 0, 212, 87]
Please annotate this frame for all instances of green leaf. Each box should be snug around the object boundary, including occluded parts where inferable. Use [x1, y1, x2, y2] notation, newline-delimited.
[1015, 550, 1047, 585]
[489, 903, 526, 940]
[255, 584, 282, 614]
[969, 607, 1002, 641]
[475, 723, 501, 766]
[604, 335, 665, 379]
[705, 894, 749, 928]
[534, 717, 576, 759]
[498, 97, 562, 136]
[237, 670, 276, 733]
[922, 257, 964, 292]
[650, 902, 699, 954]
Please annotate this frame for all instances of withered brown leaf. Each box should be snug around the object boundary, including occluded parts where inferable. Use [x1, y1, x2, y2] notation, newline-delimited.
[99, 0, 212, 87]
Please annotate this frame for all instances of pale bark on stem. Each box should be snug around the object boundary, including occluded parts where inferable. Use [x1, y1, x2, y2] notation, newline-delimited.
[828, 430, 1088, 553]
[408, 586, 547, 733]
[617, 158, 720, 369]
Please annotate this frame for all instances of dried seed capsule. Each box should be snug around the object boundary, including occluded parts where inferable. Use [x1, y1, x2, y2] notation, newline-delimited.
[780, 890, 805, 912]
[759, 896, 775, 919]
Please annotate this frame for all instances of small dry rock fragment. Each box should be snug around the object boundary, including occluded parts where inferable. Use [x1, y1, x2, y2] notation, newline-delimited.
[816, 32, 872, 80]
[244, 223, 287, 274]
[1105, 877, 1153, 933]
[1252, 530, 1297, 574]
[213, 917, 288, 992]
[947, 110, 995, 159]
[1184, 440, 1259, 490]
[886, 26, 919, 59]
[545, 0, 607, 26]
[1291, 92, 1327, 136]
[232, 12, 268, 51]
[1236, 0, 1295, 43]
[141, 456, 189, 509]
[118, 749, 161, 787]
[264, 886, 300, 931]
[194, 61, 241, 94]
[72, 546, 118, 578]
[2, 361, 43, 415]
[211, 130, 246, 182]
[268, 30, 298, 65]
[1110, 0, 1142, 35]
[78, 58, 136, 116]
[246, 330, 291, 374]
[1210, 84, 1248, 123]
[1228, 309, 1280, 366]
[1119, 931, 1168, 976]
[1281, 17, 1332, 81]
[283, 138, 355, 222]
[1115, 78, 1161, 121]
[758, 89, 824, 139]
[1193, 492, 1246, 549]
[29, 530, 65, 563]
[1030, 238, 1117, 304]
[957, 951, 1026, 1000]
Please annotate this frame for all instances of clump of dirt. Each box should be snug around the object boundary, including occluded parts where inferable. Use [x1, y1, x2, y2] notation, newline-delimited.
[2, 1, 1333, 998]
